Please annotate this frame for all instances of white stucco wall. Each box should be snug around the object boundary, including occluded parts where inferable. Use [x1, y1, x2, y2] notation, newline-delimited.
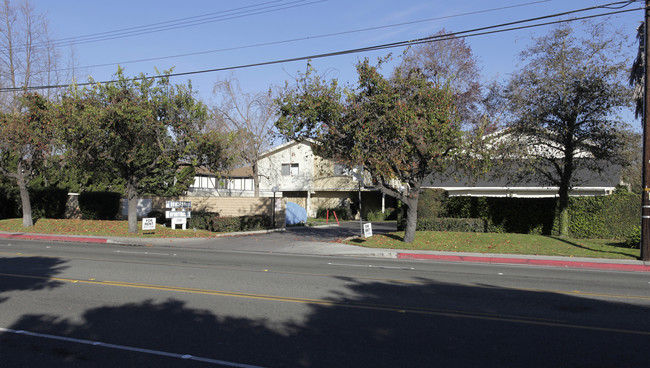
[258, 141, 314, 192]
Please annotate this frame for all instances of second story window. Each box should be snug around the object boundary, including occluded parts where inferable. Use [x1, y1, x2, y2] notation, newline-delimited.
[282, 163, 299, 176]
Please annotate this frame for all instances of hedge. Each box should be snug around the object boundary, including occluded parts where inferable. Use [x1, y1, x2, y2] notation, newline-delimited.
[30, 187, 69, 219]
[446, 197, 556, 235]
[79, 192, 122, 220]
[426, 190, 640, 239]
[415, 217, 486, 232]
[566, 191, 639, 239]
[316, 206, 354, 221]
[188, 212, 272, 233]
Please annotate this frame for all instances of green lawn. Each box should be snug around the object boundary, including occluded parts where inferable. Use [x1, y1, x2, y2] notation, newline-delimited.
[0, 218, 640, 260]
[346, 231, 640, 260]
[0, 218, 218, 238]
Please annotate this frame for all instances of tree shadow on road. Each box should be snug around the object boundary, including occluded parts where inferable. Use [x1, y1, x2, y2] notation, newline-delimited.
[0, 256, 67, 302]
[2, 275, 650, 367]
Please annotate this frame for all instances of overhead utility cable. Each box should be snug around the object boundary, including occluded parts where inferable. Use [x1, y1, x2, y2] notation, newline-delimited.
[6, 0, 325, 52]
[0, 5, 641, 92]
[59, 0, 554, 72]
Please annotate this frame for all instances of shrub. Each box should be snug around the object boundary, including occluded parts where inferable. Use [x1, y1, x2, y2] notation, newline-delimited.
[624, 225, 641, 249]
[79, 192, 121, 220]
[30, 187, 69, 219]
[187, 212, 220, 231]
[146, 210, 167, 224]
[418, 189, 448, 219]
[446, 197, 558, 235]
[567, 191, 639, 239]
[397, 216, 486, 233]
[366, 208, 397, 222]
[188, 213, 271, 232]
[316, 206, 353, 221]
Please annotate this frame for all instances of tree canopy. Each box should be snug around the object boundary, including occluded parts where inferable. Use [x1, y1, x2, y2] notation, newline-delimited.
[277, 58, 483, 243]
[500, 21, 632, 236]
[59, 68, 231, 233]
[0, 93, 57, 227]
[211, 76, 278, 196]
[399, 29, 483, 129]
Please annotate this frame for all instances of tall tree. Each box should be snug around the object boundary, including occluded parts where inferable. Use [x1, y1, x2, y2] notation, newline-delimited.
[399, 29, 483, 129]
[59, 68, 231, 233]
[502, 22, 632, 236]
[277, 59, 482, 243]
[0, 0, 70, 110]
[629, 22, 644, 119]
[0, 93, 57, 227]
[211, 77, 277, 196]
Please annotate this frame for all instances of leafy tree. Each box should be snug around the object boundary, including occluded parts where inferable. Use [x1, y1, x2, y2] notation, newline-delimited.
[277, 59, 482, 243]
[0, 93, 57, 227]
[399, 29, 483, 129]
[59, 68, 231, 233]
[211, 76, 278, 196]
[501, 22, 632, 236]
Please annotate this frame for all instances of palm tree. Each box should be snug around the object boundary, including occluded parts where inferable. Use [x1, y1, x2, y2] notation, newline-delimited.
[630, 22, 644, 119]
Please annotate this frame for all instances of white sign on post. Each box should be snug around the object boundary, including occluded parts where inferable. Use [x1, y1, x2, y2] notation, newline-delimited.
[363, 223, 373, 238]
[165, 210, 191, 218]
[142, 217, 156, 231]
[171, 217, 187, 230]
[166, 201, 192, 209]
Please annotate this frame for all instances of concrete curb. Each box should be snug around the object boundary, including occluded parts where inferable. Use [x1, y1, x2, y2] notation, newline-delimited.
[0, 233, 108, 244]
[397, 252, 650, 272]
[2, 231, 648, 272]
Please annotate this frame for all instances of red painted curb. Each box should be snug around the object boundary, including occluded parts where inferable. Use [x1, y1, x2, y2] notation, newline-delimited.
[397, 253, 650, 272]
[0, 233, 108, 244]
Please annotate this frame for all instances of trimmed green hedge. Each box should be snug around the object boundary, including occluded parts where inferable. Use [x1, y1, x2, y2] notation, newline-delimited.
[446, 197, 556, 235]
[30, 187, 69, 219]
[79, 192, 122, 220]
[188, 213, 271, 232]
[426, 190, 639, 239]
[567, 191, 639, 239]
[415, 217, 486, 232]
[316, 206, 354, 221]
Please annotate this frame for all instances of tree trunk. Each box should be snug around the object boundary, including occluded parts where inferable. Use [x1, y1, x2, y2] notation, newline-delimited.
[557, 188, 570, 237]
[126, 176, 138, 234]
[253, 161, 260, 197]
[402, 195, 419, 243]
[17, 173, 33, 228]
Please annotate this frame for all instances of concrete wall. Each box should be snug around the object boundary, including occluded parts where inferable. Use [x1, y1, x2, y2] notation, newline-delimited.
[149, 196, 286, 227]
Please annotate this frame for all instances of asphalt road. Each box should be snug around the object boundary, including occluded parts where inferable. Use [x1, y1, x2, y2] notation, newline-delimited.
[1, 237, 649, 367]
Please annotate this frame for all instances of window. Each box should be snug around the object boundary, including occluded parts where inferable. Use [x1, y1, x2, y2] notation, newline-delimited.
[282, 163, 299, 176]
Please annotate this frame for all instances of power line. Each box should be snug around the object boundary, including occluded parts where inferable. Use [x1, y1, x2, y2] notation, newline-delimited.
[0, 4, 641, 93]
[5, 0, 325, 53]
[57, 0, 555, 73]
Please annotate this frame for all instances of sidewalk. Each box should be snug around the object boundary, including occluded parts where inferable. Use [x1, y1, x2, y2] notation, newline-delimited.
[1, 231, 649, 272]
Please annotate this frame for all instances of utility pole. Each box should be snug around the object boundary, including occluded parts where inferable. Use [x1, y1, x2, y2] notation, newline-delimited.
[641, 0, 650, 262]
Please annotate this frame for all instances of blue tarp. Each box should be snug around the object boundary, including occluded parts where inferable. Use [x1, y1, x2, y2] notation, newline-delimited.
[285, 202, 307, 225]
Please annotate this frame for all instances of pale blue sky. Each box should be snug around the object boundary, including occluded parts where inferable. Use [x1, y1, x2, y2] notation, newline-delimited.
[36, 0, 642, 118]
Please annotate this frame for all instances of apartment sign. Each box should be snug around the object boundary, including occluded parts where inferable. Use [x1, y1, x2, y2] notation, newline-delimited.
[165, 201, 191, 219]
[166, 201, 192, 209]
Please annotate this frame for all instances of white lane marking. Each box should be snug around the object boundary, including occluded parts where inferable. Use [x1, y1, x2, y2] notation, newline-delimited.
[114, 250, 169, 256]
[0, 327, 265, 367]
[327, 262, 415, 270]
